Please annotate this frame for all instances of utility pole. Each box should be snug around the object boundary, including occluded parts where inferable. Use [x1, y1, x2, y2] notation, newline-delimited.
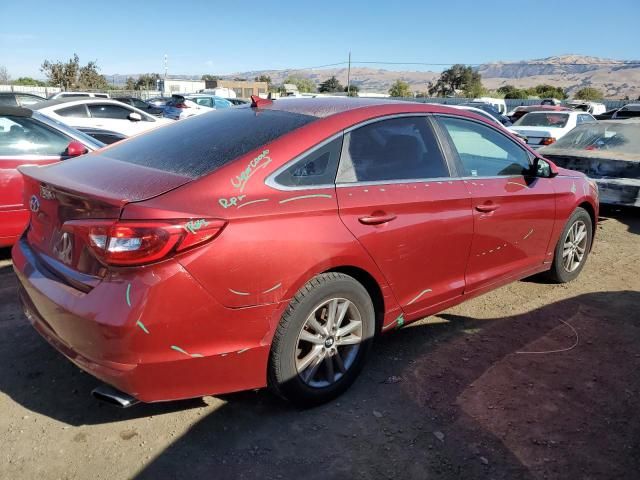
[346, 51, 351, 97]
[164, 54, 168, 80]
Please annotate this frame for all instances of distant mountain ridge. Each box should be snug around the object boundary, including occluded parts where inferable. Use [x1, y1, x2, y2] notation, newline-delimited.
[108, 55, 640, 98]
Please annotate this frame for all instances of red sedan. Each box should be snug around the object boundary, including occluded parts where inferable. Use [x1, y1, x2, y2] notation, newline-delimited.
[0, 106, 104, 247]
[13, 98, 598, 407]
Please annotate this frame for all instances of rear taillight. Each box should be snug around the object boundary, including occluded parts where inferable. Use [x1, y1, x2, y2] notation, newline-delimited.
[540, 137, 556, 146]
[175, 103, 189, 109]
[63, 219, 225, 266]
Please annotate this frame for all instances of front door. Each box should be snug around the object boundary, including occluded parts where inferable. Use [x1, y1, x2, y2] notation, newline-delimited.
[436, 115, 556, 293]
[335, 115, 474, 318]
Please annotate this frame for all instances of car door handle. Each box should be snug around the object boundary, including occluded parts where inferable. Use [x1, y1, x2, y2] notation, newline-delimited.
[475, 203, 500, 213]
[358, 213, 397, 225]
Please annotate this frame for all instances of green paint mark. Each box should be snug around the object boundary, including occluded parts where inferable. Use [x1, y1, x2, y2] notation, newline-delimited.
[396, 314, 405, 329]
[126, 284, 132, 307]
[171, 345, 190, 356]
[136, 320, 149, 334]
[171, 345, 204, 358]
[185, 219, 209, 234]
[279, 194, 332, 204]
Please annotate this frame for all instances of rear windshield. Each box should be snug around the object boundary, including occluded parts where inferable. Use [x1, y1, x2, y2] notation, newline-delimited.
[514, 112, 569, 128]
[550, 122, 640, 154]
[100, 107, 317, 177]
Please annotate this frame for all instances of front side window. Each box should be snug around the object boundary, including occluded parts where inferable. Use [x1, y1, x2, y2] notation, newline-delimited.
[56, 104, 89, 118]
[438, 116, 531, 177]
[337, 116, 449, 183]
[273, 136, 343, 187]
[193, 97, 213, 108]
[132, 99, 148, 109]
[88, 104, 134, 120]
[0, 115, 71, 156]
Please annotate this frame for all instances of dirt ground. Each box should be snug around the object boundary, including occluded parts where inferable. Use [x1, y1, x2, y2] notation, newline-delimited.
[0, 207, 638, 480]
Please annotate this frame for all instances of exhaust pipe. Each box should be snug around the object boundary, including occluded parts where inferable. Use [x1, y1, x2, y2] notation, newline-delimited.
[92, 384, 140, 408]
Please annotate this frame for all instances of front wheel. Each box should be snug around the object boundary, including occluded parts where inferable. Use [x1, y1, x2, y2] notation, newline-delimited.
[268, 273, 375, 406]
[546, 207, 593, 283]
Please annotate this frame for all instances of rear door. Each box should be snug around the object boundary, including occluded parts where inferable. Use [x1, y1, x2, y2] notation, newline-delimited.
[435, 115, 556, 294]
[87, 103, 153, 135]
[336, 115, 473, 317]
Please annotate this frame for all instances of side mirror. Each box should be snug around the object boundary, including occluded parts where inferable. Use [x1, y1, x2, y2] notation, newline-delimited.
[533, 157, 559, 178]
[65, 140, 88, 158]
[128, 112, 142, 122]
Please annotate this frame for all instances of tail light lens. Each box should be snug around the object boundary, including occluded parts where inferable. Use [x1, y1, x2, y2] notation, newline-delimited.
[63, 219, 225, 266]
[540, 137, 556, 146]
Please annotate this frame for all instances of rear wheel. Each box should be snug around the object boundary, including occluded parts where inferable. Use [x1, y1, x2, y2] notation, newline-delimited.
[268, 273, 375, 406]
[546, 207, 593, 283]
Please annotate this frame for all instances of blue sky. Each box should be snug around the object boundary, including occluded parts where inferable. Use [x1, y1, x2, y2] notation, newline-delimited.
[1, 0, 639, 78]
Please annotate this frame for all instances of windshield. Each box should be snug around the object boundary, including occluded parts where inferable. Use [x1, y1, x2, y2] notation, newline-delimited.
[547, 121, 640, 154]
[32, 111, 104, 149]
[514, 112, 569, 128]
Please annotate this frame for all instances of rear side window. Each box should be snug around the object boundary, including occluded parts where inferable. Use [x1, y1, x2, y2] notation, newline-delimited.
[0, 115, 71, 156]
[88, 104, 133, 119]
[57, 105, 88, 118]
[100, 107, 317, 178]
[273, 136, 343, 187]
[337, 116, 449, 183]
[439, 116, 531, 177]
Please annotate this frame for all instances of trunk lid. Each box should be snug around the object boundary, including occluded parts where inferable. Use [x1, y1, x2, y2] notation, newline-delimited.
[509, 126, 561, 146]
[20, 155, 192, 279]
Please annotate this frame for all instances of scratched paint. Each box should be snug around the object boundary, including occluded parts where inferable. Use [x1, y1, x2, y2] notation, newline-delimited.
[407, 289, 433, 305]
[185, 219, 209, 234]
[507, 181, 528, 188]
[279, 194, 332, 204]
[237, 198, 269, 209]
[126, 284, 132, 307]
[218, 195, 246, 209]
[571, 182, 577, 194]
[171, 345, 204, 358]
[522, 228, 534, 240]
[229, 288, 250, 296]
[136, 319, 149, 334]
[383, 314, 405, 331]
[236, 348, 250, 354]
[231, 149, 271, 191]
[262, 282, 282, 294]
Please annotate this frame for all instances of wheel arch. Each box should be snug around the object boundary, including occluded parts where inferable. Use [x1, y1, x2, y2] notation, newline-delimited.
[322, 265, 385, 333]
[577, 200, 597, 250]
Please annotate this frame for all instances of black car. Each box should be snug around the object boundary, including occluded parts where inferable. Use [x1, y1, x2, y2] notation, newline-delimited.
[113, 97, 164, 116]
[459, 102, 513, 126]
[0, 92, 46, 107]
[612, 104, 640, 120]
[76, 127, 127, 145]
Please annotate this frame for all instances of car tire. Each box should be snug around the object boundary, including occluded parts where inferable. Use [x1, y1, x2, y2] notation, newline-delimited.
[268, 272, 376, 407]
[546, 207, 593, 283]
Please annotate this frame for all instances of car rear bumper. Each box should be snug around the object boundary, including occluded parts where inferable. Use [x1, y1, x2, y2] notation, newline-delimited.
[12, 237, 282, 403]
[594, 177, 640, 207]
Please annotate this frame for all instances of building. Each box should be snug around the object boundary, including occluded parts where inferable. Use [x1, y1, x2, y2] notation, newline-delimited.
[205, 79, 268, 99]
[162, 78, 205, 95]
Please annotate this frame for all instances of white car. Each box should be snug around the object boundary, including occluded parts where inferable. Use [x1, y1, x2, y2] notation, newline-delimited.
[34, 98, 172, 137]
[163, 94, 232, 121]
[508, 110, 596, 149]
[453, 105, 527, 144]
[49, 91, 110, 99]
[472, 97, 507, 116]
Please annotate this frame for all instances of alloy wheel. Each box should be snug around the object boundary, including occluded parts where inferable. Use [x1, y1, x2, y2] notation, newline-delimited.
[295, 297, 363, 388]
[562, 220, 588, 273]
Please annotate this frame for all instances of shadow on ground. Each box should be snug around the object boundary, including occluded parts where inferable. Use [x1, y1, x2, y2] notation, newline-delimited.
[599, 205, 640, 235]
[1, 276, 638, 478]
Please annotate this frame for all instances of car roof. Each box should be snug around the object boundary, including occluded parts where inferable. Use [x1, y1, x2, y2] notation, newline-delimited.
[0, 105, 33, 117]
[32, 97, 123, 110]
[260, 97, 424, 118]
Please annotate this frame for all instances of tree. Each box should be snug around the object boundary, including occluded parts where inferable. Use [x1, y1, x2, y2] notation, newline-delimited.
[77, 60, 108, 90]
[318, 75, 343, 93]
[283, 76, 316, 93]
[344, 84, 359, 97]
[202, 74, 219, 82]
[528, 84, 567, 100]
[498, 85, 529, 99]
[389, 80, 412, 97]
[0, 66, 10, 84]
[135, 73, 160, 90]
[41, 53, 80, 90]
[254, 75, 271, 84]
[574, 87, 604, 101]
[428, 64, 482, 97]
[12, 77, 47, 87]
